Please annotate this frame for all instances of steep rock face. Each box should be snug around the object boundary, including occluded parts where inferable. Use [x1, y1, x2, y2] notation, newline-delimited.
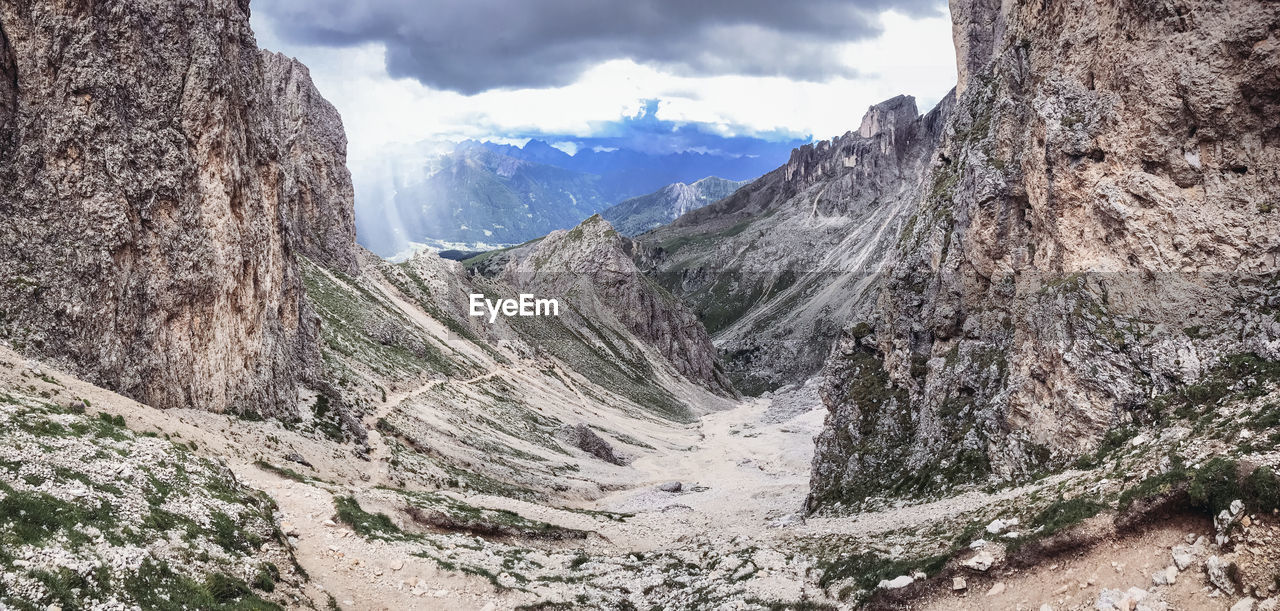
[0, 0, 354, 416]
[601, 176, 745, 237]
[809, 0, 1280, 509]
[640, 94, 952, 394]
[262, 51, 359, 276]
[0, 19, 14, 142]
[508, 215, 734, 395]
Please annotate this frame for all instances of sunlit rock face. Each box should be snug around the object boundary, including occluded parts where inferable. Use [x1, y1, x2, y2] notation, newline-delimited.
[0, 0, 356, 416]
[638, 94, 953, 396]
[808, 0, 1280, 510]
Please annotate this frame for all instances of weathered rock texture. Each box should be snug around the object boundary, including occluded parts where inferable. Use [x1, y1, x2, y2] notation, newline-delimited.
[508, 215, 734, 395]
[640, 94, 952, 394]
[0, 0, 356, 416]
[262, 51, 359, 276]
[556, 424, 626, 465]
[809, 0, 1280, 509]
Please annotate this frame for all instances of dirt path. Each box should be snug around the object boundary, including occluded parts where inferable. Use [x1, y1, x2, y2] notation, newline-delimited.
[916, 516, 1219, 611]
[360, 368, 514, 489]
[585, 396, 822, 548]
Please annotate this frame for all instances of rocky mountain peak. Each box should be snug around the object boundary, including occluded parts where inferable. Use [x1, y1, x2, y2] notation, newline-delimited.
[261, 50, 359, 276]
[857, 94, 918, 139]
[950, 0, 1006, 95]
[601, 176, 744, 237]
[506, 215, 734, 394]
[783, 94, 933, 187]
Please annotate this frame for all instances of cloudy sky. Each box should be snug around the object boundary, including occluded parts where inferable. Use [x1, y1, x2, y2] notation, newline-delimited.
[250, 0, 957, 165]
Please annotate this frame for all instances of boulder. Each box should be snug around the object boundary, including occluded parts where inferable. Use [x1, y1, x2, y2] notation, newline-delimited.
[1096, 588, 1152, 611]
[1231, 599, 1257, 611]
[1216, 499, 1246, 545]
[963, 551, 996, 572]
[1205, 555, 1236, 595]
[1151, 565, 1177, 586]
[987, 518, 1019, 534]
[878, 575, 914, 589]
[1171, 545, 1197, 571]
[658, 481, 683, 493]
[556, 424, 626, 465]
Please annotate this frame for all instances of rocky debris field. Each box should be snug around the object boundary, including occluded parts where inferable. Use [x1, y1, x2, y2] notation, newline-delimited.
[2, 339, 1279, 610]
[0, 361, 311, 609]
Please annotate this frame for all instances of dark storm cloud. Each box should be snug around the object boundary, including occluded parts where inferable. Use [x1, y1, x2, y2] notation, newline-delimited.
[256, 0, 946, 95]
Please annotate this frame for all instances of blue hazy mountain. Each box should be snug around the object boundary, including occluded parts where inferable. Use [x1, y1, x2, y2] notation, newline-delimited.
[600, 176, 745, 237]
[476, 137, 796, 199]
[354, 102, 807, 257]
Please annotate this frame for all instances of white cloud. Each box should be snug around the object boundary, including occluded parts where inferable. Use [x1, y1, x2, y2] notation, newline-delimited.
[250, 8, 955, 165]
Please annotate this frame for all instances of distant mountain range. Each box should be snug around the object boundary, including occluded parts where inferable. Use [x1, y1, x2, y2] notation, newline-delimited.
[601, 177, 745, 236]
[354, 137, 797, 258]
[475, 139, 785, 198]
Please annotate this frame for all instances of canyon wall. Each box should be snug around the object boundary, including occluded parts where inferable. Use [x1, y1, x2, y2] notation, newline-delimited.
[0, 0, 356, 416]
[809, 0, 1280, 509]
[640, 94, 952, 394]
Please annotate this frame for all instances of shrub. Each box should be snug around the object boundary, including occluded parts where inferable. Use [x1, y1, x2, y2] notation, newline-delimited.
[205, 573, 251, 604]
[252, 563, 279, 592]
[1189, 457, 1240, 514]
[1244, 466, 1280, 512]
[1008, 495, 1104, 552]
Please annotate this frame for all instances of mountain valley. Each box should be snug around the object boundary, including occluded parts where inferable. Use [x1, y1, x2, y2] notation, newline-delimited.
[1, 0, 1279, 610]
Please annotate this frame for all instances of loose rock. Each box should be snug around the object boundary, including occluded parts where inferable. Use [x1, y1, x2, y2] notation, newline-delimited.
[963, 551, 996, 572]
[1206, 555, 1237, 595]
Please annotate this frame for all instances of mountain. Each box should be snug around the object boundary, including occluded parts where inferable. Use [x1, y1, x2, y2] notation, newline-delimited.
[0, 0, 356, 417]
[637, 95, 951, 395]
[479, 137, 793, 197]
[369, 142, 614, 255]
[806, 0, 1280, 511]
[498, 215, 735, 393]
[355, 136, 797, 257]
[4, 0, 1280, 609]
[601, 177, 745, 236]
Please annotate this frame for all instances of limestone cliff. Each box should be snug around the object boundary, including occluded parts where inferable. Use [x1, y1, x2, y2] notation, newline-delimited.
[0, 0, 356, 416]
[262, 51, 359, 276]
[809, 0, 1280, 509]
[640, 94, 952, 394]
[507, 215, 735, 396]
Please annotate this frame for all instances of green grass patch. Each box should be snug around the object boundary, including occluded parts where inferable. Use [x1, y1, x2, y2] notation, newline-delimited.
[253, 460, 311, 484]
[815, 552, 948, 599]
[333, 496, 403, 538]
[1008, 495, 1105, 552]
